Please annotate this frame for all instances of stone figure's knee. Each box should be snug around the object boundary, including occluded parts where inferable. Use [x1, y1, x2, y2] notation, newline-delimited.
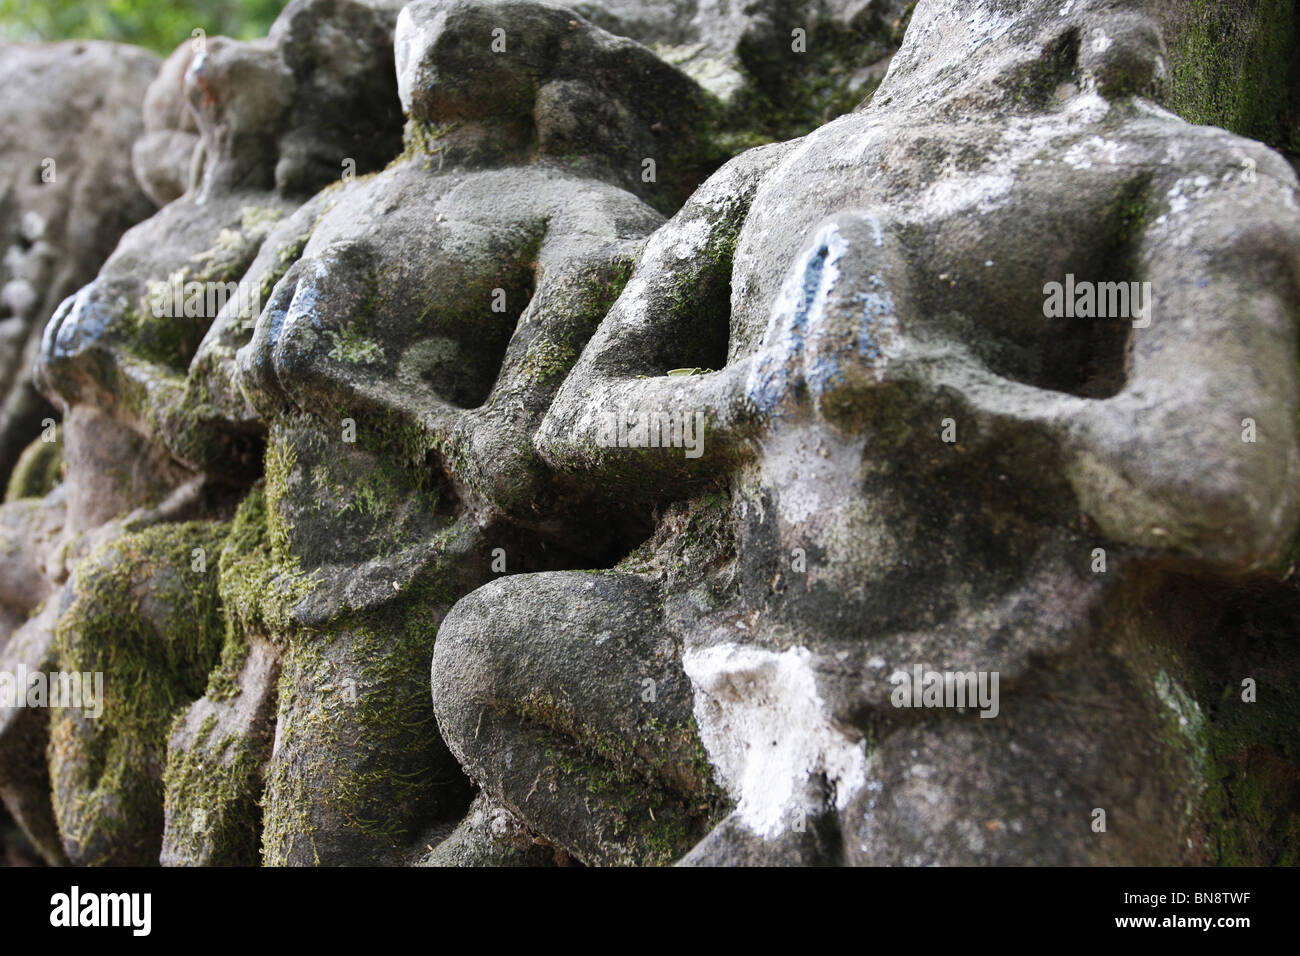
[431, 570, 673, 756]
[430, 575, 521, 743]
[185, 0, 402, 197]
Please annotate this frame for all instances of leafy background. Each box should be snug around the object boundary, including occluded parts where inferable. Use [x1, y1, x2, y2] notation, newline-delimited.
[0, 0, 285, 53]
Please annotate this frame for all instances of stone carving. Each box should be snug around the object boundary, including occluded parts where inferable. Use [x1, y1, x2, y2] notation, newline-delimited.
[4, 0, 407, 864]
[223, 0, 713, 865]
[1, 0, 1298, 867]
[0, 40, 160, 489]
[4, 0, 719, 865]
[554, 0, 910, 141]
[431, 0, 1300, 864]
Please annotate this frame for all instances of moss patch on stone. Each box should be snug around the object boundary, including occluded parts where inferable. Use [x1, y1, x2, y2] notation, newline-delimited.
[1197, 588, 1300, 865]
[207, 485, 316, 703]
[161, 715, 265, 866]
[1159, 0, 1299, 156]
[502, 690, 728, 866]
[260, 563, 470, 864]
[49, 520, 229, 864]
[3, 429, 63, 502]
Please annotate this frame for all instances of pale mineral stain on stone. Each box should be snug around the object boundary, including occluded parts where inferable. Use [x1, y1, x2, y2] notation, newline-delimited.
[683, 642, 868, 839]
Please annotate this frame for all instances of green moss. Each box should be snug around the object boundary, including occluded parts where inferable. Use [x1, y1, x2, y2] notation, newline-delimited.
[3, 429, 63, 502]
[396, 119, 462, 169]
[121, 291, 207, 371]
[519, 337, 578, 385]
[49, 519, 230, 864]
[1159, 0, 1299, 155]
[269, 416, 447, 569]
[264, 434, 297, 562]
[1171, 583, 1300, 866]
[246, 421, 470, 863]
[361, 418, 441, 495]
[261, 563, 468, 863]
[1201, 670, 1300, 865]
[239, 205, 284, 234]
[256, 227, 315, 313]
[325, 608, 457, 844]
[664, 217, 739, 357]
[187, 228, 254, 285]
[161, 722, 264, 866]
[126, 207, 276, 371]
[501, 690, 727, 866]
[214, 483, 318, 661]
[326, 322, 385, 365]
[520, 258, 633, 386]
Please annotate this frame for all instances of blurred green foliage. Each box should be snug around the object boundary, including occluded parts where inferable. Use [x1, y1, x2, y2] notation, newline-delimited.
[0, 0, 286, 53]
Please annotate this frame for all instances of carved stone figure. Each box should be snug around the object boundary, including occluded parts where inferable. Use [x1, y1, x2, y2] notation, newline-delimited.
[0, 40, 159, 488]
[431, 0, 1300, 865]
[4, 0, 407, 865]
[227, 0, 716, 864]
[2, 0, 1297, 868]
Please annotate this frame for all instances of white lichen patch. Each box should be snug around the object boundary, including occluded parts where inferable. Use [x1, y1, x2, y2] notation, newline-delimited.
[1154, 668, 1205, 739]
[1164, 175, 1215, 216]
[669, 216, 713, 261]
[917, 171, 1015, 217]
[1063, 136, 1127, 170]
[1153, 669, 1209, 816]
[683, 641, 868, 839]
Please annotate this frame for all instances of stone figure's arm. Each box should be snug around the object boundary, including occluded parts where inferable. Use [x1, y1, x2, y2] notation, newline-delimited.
[536, 143, 791, 499]
[36, 196, 281, 453]
[1061, 146, 1300, 572]
[915, 141, 1300, 574]
[434, 196, 657, 519]
[154, 195, 331, 478]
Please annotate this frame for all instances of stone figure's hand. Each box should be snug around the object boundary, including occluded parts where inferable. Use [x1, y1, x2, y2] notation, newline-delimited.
[537, 143, 792, 502]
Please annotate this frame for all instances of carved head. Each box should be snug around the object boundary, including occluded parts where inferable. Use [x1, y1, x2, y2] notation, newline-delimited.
[394, 0, 716, 210]
[184, 0, 403, 197]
